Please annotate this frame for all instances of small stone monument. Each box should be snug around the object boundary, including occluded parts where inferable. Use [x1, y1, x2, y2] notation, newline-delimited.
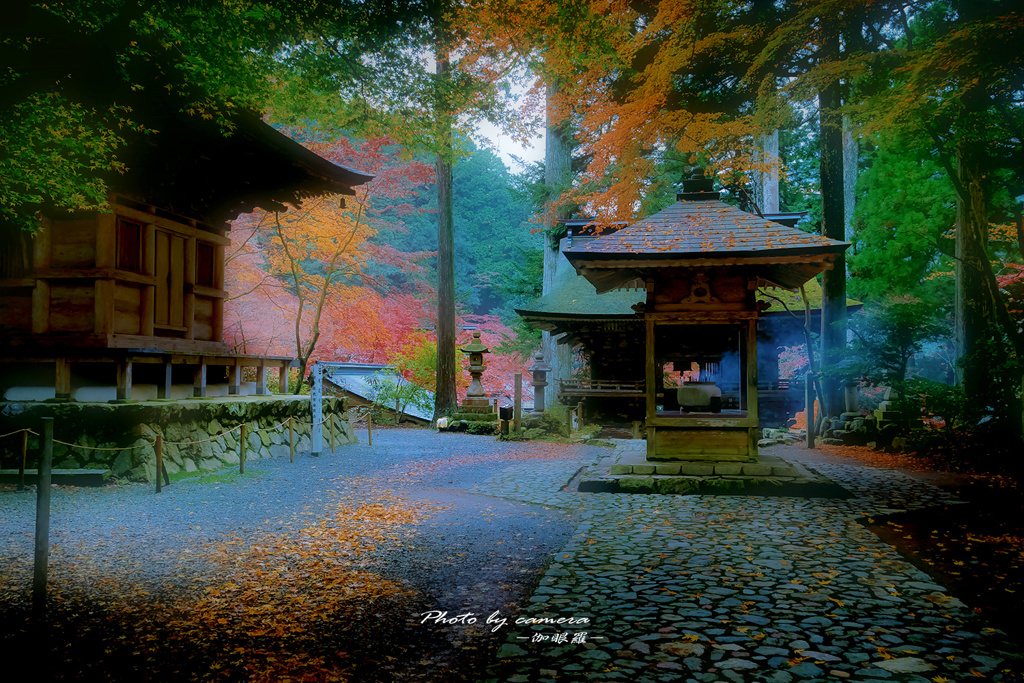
[529, 352, 550, 415]
[459, 330, 491, 413]
[874, 386, 902, 425]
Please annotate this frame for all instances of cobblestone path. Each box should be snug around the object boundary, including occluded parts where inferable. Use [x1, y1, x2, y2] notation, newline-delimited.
[475, 442, 1022, 682]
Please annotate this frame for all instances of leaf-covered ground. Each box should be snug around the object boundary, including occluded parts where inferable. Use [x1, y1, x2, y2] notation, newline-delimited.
[808, 442, 1024, 646]
[0, 430, 586, 682]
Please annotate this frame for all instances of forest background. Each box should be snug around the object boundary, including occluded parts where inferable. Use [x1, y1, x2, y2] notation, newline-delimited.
[2, 0, 1023, 447]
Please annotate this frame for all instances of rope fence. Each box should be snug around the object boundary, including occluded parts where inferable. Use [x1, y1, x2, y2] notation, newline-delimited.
[0, 406, 365, 494]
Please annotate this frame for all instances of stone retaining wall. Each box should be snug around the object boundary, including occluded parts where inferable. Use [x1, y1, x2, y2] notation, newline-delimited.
[0, 396, 353, 482]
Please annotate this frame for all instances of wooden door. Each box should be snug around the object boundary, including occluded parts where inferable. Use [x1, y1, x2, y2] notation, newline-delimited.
[154, 229, 186, 330]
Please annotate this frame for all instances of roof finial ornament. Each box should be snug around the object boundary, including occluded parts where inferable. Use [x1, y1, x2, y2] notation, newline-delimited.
[678, 169, 717, 201]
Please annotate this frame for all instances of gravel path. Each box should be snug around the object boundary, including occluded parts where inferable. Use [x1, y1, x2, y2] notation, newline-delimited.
[0, 430, 593, 603]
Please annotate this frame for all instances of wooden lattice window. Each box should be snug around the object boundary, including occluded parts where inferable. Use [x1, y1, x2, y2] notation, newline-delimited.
[196, 241, 215, 287]
[116, 219, 143, 272]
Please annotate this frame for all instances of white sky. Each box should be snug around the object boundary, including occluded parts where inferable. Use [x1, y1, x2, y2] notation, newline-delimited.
[476, 119, 545, 172]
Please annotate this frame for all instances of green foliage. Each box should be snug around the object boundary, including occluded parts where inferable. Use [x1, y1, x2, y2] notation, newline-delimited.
[496, 315, 542, 361]
[848, 130, 957, 302]
[368, 141, 540, 316]
[958, 331, 1024, 424]
[491, 246, 543, 357]
[0, 93, 131, 231]
[365, 370, 432, 423]
[0, 0, 428, 232]
[465, 421, 496, 435]
[394, 333, 438, 393]
[522, 412, 569, 439]
[892, 376, 1021, 473]
[777, 116, 821, 225]
[840, 296, 948, 385]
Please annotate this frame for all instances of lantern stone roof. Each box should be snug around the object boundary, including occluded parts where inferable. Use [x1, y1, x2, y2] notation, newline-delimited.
[564, 193, 849, 293]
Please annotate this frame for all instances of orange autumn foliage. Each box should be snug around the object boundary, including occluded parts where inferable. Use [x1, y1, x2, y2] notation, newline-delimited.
[224, 134, 437, 385]
[457, 0, 775, 220]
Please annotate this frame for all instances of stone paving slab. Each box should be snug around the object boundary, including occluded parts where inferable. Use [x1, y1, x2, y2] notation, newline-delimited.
[474, 442, 1022, 682]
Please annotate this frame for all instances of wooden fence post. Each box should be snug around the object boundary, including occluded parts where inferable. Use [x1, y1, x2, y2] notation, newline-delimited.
[239, 424, 246, 474]
[33, 417, 53, 618]
[367, 413, 373, 446]
[289, 418, 295, 463]
[19, 429, 28, 491]
[330, 413, 336, 452]
[155, 434, 164, 493]
[805, 371, 816, 449]
[514, 372, 522, 434]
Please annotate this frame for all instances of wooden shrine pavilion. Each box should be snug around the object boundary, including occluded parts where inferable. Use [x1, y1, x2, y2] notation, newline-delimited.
[0, 111, 372, 402]
[517, 244, 860, 427]
[560, 175, 849, 462]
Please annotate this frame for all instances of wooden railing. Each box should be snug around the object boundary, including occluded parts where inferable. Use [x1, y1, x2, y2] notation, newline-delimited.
[759, 378, 804, 392]
[557, 378, 803, 398]
[558, 379, 645, 397]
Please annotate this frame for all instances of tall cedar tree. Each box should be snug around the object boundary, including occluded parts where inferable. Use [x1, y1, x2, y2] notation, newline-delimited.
[434, 29, 458, 420]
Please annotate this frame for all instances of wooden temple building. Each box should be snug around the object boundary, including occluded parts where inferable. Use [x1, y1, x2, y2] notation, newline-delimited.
[520, 176, 850, 462]
[0, 111, 372, 402]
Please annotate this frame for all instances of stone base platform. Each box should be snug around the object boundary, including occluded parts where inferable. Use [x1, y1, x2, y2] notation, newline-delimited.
[451, 411, 497, 421]
[1, 468, 111, 486]
[577, 446, 849, 497]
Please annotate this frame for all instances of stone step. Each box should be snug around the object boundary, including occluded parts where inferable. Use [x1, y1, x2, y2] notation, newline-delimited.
[0, 468, 112, 487]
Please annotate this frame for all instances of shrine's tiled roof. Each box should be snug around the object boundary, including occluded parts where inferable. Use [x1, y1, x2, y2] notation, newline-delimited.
[566, 199, 846, 259]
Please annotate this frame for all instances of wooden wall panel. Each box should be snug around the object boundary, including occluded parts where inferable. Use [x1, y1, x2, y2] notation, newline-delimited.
[49, 285, 94, 331]
[154, 230, 170, 325]
[168, 234, 185, 327]
[50, 218, 97, 268]
[114, 283, 142, 334]
[0, 290, 32, 332]
[8, 207, 229, 351]
[154, 230, 186, 329]
[193, 296, 214, 340]
[31, 281, 49, 334]
[192, 320, 213, 341]
[33, 218, 52, 269]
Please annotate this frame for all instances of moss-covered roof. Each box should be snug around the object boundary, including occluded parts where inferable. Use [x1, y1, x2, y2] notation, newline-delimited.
[758, 281, 862, 315]
[515, 255, 644, 319]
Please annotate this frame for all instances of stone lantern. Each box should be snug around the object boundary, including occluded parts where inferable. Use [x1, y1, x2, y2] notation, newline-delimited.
[529, 351, 550, 414]
[460, 330, 491, 413]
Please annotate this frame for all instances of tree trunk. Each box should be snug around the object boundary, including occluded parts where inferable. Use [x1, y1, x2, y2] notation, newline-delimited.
[433, 49, 457, 421]
[541, 70, 576, 396]
[818, 49, 847, 418]
[842, 115, 857, 242]
[954, 137, 992, 397]
[754, 130, 779, 214]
